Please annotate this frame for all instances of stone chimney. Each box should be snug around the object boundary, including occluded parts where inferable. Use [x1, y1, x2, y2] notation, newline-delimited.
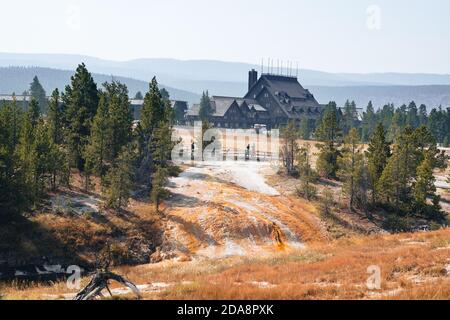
[248, 69, 258, 92]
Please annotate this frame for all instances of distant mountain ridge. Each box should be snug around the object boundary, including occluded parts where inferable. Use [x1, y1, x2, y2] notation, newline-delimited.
[310, 85, 450, 110]
[1, 53, 450, 109]
[0, 66, 200, 103]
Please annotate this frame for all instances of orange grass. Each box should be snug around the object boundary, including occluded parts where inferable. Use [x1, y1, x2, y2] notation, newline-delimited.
[2, 229, 448, 300]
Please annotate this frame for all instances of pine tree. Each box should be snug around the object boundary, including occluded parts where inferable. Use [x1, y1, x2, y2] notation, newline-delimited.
[28, 99, 40, 128]
[338, 128, 366, 210]
[141, 77, 165, 135]
[153, 121, 174, 168]
[315, 102, 342, 178]
[105, 145, 134, 210]
[63, 63, 99, 170]
[299, 117, 310, 140]
[366, 123, 391, 204]
[104, 81, 133, 159]
[296, 144, 317, 200]
[47, 89, 62, 145]
[281, 120, 299, 175]
[151, 165, 169, 211]
[377, 146, 402, 208]
[45, 88, 68, 190]
[134, 91, 143, 100]
[29, 76, 47, 113]
[361, 101, 376, 142]
[0, 97, 23, 166]
[198, 91, 213, 122]
[406, 101, 419, 129]
[418, 104, 428, 127]
[31, 120, 53, 197]
[0, 100, 25, 214]
[315, 102, 341, 144]
[16, 99, 41, 200]
[316, 143, 339, 179]
[342, 100, 358, 135]
[413, 154, 436, 205]
[377, 126, 431, 210]
[138, 77, 167, 182]
[85, 93, 110, 183]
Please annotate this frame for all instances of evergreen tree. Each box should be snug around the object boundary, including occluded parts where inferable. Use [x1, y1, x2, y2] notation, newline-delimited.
[366, 123, 391, 204]
[0, 100, 25, 214]
[198, 91, 213, 122]
[140, 77, 165, 135]
[104, 81, 133, 159]
[316, 102, 341, 178]
[47, 89, 63, 145]
[377, 126, 435, 211]
[28, 99, 41, 128]
[281, 120, 299, 175]
[85, 93, 110, 184]
[413, 154, 436, 205]
[406, 101, 419, 129]
[315, 102, 341, 144]
[160, 88, 170, 101]
[316, 143, 340, 179]
[45, 90, 66, 190]
[0, 97, 23, 159]
[342, 100, 358, 136]
[378, 103, 395, 133]
[29, 76, 47, 113]
[418, 104, 428, 127]
[134, 91, 143, 100]
[105, 145, 134, 210]
[16, 99, 41, 200]
[299, 117, 310, 140]
[138, 77, 167, 182]
[63, 63, 99, 170]
[153, 120, 174, 168]
[296, 144, 317, 200]
[338, 128, 366, 210]
[151, 165, 169, 211]
[377, 146, 402, 208]
[361, 101, 376, 142]
[31, 121, 53, 197]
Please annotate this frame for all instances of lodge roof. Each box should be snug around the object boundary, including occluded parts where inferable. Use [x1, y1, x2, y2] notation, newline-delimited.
[187, 96, 267, 118]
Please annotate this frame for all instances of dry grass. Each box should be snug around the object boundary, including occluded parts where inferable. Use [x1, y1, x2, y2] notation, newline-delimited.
[2, 229, 448, 300]
[0, 182, 163, 268]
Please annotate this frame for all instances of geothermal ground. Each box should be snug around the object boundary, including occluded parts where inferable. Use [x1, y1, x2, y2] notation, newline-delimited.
[158, 161, 325, 260]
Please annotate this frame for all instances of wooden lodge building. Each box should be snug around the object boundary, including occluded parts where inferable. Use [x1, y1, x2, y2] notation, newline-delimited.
[186, 70, 326, 129]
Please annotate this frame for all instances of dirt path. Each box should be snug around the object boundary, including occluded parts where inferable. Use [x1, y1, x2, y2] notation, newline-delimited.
[160, 161, 325, 260]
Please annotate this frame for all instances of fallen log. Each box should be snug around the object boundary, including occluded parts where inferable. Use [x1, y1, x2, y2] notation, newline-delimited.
[74, 271, 141, 300]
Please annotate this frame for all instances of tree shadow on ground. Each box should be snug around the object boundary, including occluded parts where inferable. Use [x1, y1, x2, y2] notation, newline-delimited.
[0, 213, 87, 277]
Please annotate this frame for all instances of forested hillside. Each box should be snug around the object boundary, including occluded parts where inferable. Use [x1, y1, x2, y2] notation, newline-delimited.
[0, 66, 200, 103]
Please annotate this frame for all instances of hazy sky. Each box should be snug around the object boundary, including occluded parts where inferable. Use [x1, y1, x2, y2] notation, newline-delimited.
[1, 0, 449, 73]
